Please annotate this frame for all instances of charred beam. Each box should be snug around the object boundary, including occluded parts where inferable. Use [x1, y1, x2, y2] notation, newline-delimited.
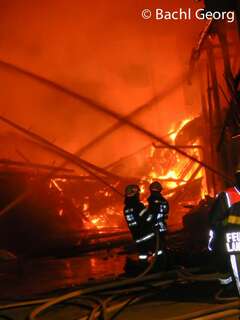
[0, 159, 74, 173]
[153, 144, 203, 150]
[0, 115, 119, 180]
[0, 59, 185, 157]
[0, 116, 123, 200]
[0, 113, 232, 184]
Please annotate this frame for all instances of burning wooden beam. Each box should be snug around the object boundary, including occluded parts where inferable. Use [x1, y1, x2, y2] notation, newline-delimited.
[206, 40, 223, 126]
[0, 112, 232, 184]
[0, 117, 124, 219]
[188, 20, 213, 82]
[153, 144, 203, 150]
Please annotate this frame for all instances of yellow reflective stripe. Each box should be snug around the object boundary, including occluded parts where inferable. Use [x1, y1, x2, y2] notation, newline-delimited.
[226, 215, 240, 225]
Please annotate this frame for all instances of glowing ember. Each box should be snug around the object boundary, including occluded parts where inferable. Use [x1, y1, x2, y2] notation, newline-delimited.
[83, 202, 89, 212]
[91, 218, 100, 225]
[82, 203, 123, 230]
[140, 185, 145, 194]
[49, 178, 66, 192]
[149, 145, 155, 157]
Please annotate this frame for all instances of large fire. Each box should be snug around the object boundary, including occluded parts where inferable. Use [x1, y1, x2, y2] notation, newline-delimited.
[169, 118, 192, 142]
[137, 117, 207, 229]
[46, 117, 207, 231]
[140, 118, 206, 193]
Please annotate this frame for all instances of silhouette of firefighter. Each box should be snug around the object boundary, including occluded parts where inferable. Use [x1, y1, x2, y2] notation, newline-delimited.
[209, 168, 240, 297]
[148, 181, 169, 258]
[124, 182, 169, 271]
[124, 184, 151, 268]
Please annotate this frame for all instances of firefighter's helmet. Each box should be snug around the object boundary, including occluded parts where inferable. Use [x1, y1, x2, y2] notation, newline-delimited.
[235, 165, 240, 175]
[235, 165, 240, 185]
[149, 181, 163, 192]
[125, 184, 140, 197]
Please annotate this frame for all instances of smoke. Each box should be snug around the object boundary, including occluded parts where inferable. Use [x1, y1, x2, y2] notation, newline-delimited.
[0, 0, 205, 167]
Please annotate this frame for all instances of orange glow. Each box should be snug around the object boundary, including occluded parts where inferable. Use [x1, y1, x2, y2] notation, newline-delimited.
[150, 169, 184, 189]
[149, 145, 155, 157]
[58, 208, 64, 216]
[82, 203, 123, 230]
[140, 185, 145, 194]
[91, 218, 100, 226]
[169, 118, 193, 143]
[83, 202, 89, 212]
[90, 257, 97, 269]
[140, 118, 207, 195]
[49, 178, 66, 192]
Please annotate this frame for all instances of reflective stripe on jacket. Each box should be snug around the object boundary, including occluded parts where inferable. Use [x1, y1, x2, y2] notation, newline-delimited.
[223, 187, 240, 226]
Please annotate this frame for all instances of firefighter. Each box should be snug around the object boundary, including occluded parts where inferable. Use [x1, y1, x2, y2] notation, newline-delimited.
[208, 169, 240, 296]
[147, 181, 169, 262]
[124, 184, 155, 267]
[124, 184, 145, 242]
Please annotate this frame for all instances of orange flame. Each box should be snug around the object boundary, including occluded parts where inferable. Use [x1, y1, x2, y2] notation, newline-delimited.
[168, 118, 192, 143]
[49, 178, 66, 192]
[140, 118, 207, 197]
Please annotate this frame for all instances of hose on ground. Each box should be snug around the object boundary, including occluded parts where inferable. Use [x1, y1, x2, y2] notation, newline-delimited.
[86, 230, 161, 319]
[214, 289, 238, 302]
[166, 300, 240, 320]
[0, 267, 210, 320]
[108, 296, 136, 320]
[28, 268, 180, 320]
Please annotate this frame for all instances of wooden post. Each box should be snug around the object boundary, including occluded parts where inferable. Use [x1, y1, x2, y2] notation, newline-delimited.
[199, 70, 213, 195]
[206, 65, 217, 195]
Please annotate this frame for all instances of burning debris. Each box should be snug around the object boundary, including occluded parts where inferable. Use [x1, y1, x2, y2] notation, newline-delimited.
[75, 116, 208, 232]
[132, 117, 207, 229]
[0, 116, 209, 256]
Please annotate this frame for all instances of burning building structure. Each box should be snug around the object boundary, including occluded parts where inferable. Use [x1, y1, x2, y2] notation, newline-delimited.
[0, 2, 240, 320]
[0, 0, 239, 257]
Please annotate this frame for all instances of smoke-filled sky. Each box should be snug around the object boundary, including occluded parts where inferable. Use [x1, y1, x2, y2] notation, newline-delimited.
[0, 0, 205, 169]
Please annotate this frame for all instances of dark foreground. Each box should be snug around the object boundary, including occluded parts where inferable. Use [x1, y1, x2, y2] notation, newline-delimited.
[1, 245, 239, 320]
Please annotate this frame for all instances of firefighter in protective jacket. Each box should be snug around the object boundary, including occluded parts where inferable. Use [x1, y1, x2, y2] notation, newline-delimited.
[147, 181, 169, 257]
[124, 184, 156, 265]
[124, 184, 145, 242]
[209, 170, 240, 296]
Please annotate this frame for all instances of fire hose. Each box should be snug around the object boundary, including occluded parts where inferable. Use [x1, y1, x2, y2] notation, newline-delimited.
[0, 231, 228, 320]
[0, 234, 221, 320]
[166, 300, 240, 320]
[0, 235, 232, 320]
[0, 269, 194, 316]
[27, 267, 220, 320]
[100, 230, 161, 319]
[27, 229, 160, 319]
[26, 276, 240, 320]
[77, 298, 240, 320]
[0, 269, 229, 320]
[214, 289, 238, 302]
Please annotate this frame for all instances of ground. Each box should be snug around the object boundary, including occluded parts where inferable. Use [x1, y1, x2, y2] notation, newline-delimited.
[1, 248, 238, 320]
